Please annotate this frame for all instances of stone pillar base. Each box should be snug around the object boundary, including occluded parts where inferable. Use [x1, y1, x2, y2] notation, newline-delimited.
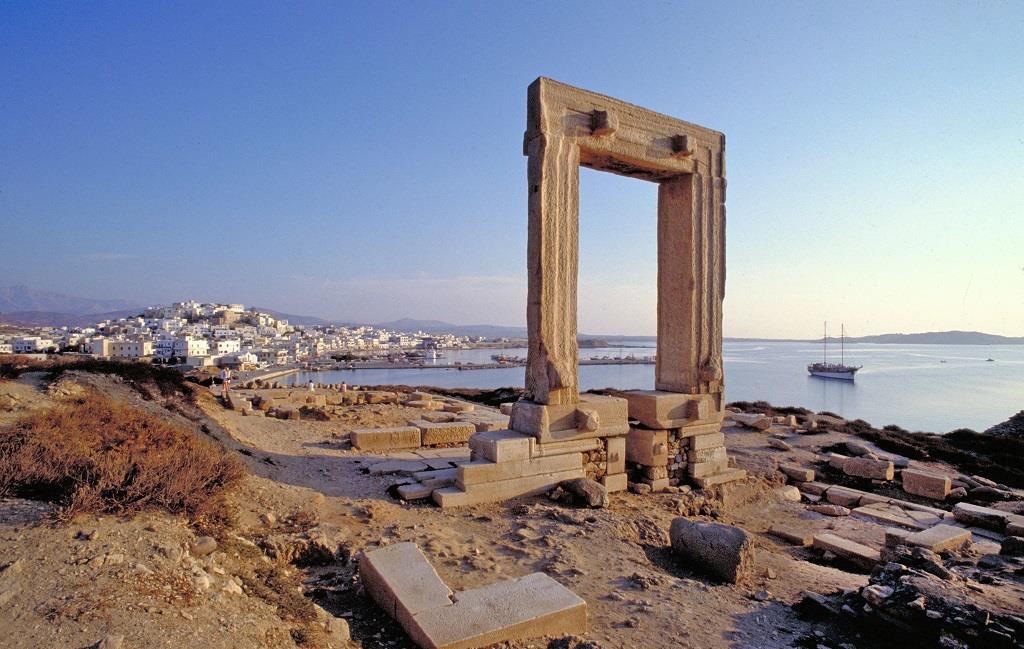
[621, 389, 723, 430]
[510, 393, 629, 443]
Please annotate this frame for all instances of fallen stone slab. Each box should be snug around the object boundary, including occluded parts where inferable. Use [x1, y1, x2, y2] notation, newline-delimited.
[369, 460, 430, 476]
[901, 468, 951, 500]
[360, 542, 454, 633]
[767, 438, 792, 451]
[728, 412, 771, 431]
[769, 524, 814, 547]
[808, 503, 851, 517]
[853, 504, 926, 530]
[360, 542, 586, 649]
[812, 533, 880, 571]
[669, 518, 755, 584]
[825, 486, 863, 507]
[952, 502, 1013, 531]
[799, 481, 830, 496]
[843, 457, 894, 481]
[413, 572, 586, 649]
[352, 426, 421, 451]
[397, 483, 434, 500]
[780, 464, 815, 483]
[899, 524, 971, 553]
[845, 441, 872, 456]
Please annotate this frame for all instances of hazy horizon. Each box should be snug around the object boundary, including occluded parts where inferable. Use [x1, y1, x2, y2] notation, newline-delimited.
[2, 3, 1022, 338]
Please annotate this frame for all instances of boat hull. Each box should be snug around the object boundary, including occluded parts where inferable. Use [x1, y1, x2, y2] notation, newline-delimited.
[808, 369, 857, 381]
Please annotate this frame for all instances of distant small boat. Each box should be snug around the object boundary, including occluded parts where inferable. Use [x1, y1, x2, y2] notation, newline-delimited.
[986, 358, 995, 362]
[808, 322, 862, 381]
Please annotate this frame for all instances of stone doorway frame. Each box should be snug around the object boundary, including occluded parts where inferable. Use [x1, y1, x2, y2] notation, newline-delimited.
[522, 77, 727, 416]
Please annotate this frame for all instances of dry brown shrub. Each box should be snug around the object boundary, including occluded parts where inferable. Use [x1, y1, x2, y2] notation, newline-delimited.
[0, 392, 244, 530]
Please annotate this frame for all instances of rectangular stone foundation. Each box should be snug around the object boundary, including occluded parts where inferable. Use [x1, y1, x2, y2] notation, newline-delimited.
[621, 390, 722, 429]
[509, 394, 629, 442]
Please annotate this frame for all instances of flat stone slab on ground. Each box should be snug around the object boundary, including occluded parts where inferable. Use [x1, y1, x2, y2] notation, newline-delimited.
[825, 486, 863, 508]
[768, 524, 814, 547]
[952, 502, 1011, 531]
[812, 533, 880, 571]
[414, 448, 473, 461]
[413, 572, 586, 649]
[360, 542, 454, 632]
[852, 503, 936, 530]
[360, 542, 586, 649]
[780, 464, 815, 482]
[369, 460, 431, 476]
[900, 524, 972, 553]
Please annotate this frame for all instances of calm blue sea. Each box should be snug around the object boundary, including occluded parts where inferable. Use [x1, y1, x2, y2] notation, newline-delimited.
[281, 341, 1024, 433]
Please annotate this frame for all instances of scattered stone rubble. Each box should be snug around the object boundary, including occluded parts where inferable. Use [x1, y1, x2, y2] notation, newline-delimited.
[799, 527, 1024, 648]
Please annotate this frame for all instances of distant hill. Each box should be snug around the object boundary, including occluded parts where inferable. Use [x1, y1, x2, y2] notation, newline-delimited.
[0, 310, 141, 328]
[0, 286, 142, 315]
[839, 331, 1024, 345]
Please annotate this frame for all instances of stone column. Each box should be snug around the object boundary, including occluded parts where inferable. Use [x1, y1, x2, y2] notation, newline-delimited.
[524, 134, 580, 405]
[655, 169, 725, 396]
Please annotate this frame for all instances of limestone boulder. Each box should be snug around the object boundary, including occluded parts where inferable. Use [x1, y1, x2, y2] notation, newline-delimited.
[669, 518, 755, 584]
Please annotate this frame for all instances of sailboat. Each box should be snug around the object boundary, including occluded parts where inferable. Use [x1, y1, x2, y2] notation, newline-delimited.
[807, 322, 862, 380]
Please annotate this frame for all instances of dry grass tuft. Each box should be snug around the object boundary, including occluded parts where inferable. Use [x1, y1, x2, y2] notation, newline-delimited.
[0, 392, 244, 531]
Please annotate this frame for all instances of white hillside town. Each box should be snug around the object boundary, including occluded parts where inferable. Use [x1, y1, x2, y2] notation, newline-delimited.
[0, 300, 472, 369]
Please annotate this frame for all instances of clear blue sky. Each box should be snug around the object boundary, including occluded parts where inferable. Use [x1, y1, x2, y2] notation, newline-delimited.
[2, 1, 1022, 337]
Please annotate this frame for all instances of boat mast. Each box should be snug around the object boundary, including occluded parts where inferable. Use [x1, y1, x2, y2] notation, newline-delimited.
[823, 321, 827, 364]
[841, 324, 845, 366]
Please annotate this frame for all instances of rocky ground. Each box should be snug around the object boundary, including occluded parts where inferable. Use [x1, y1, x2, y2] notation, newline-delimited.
[1, 368, 1021, 649]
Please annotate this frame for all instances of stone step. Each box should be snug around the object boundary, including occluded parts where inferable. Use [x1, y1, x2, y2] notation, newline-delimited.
[693, 468, 747, 488]
[469, 430, 535, 463]
[433, 468, 584, 507]
[530, 437, 603, 458]
[457, 453, 582, 488]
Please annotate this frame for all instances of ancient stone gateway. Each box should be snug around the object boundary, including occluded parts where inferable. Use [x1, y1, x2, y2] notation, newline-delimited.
[433, 78, 743, 506]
